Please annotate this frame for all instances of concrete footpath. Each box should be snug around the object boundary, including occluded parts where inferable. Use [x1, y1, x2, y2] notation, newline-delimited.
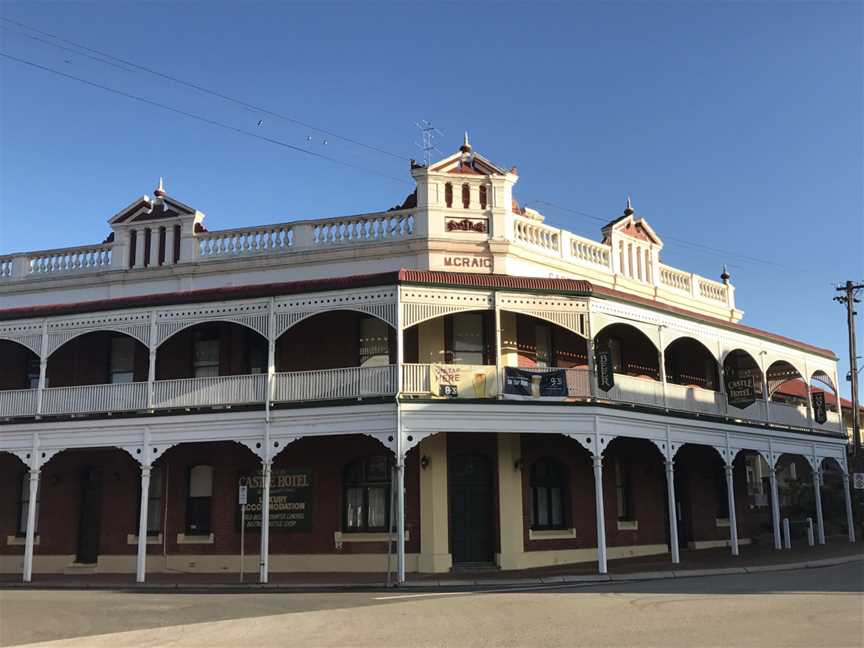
[1, 538, 861, 592]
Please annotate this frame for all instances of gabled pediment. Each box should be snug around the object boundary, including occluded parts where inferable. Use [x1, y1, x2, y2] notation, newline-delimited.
[427, 133, 511, 177]
[108, 190, 196, 226]
[601, 201, 662, 247]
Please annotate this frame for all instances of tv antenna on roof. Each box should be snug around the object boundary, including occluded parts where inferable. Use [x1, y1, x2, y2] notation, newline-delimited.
[415, 120, 444, 167]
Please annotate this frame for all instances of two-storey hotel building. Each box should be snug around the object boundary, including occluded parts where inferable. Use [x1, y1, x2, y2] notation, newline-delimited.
[0, 137, 855, 583]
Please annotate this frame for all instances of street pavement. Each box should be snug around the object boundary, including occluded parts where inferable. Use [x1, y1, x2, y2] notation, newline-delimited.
[1, 562, 862, 647]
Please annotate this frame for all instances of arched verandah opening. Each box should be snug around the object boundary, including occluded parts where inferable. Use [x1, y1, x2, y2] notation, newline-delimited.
[594, 323, 661, 407]
[819, 458, 851, 538]
[0, 340, 41, 418]
[774, 453, 817, 541]
[274, 310, 396, 402]
[767, 360, 809, 427]
[810, 371, 840, 429]
[664, 337, 721, 414]
[722, 349, 764, 414]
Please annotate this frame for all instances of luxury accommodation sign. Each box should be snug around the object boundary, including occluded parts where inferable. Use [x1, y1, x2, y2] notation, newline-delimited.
[238, 469, 311, 531]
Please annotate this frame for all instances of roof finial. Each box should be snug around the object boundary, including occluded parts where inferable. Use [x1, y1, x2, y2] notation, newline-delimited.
[154, 177, 166, 198]
[720, 264, 731, 284]
[624, 196, 634, 217]
[460, 131, 472, 153]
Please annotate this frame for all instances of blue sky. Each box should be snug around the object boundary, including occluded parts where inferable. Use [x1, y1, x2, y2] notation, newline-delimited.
[1, 2, 862, 397]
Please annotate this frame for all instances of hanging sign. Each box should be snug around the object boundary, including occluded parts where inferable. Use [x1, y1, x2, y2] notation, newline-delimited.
[430, 364, 498, 399]
[594, 344, 615, 392]
[812, 391, 827, 425]
[503, 367, 568, 401]
[237, 469, 311, 531]
[725, 373, 757, 410]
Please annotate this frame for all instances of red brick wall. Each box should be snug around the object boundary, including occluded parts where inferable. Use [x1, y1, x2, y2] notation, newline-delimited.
[157, 323, 267, 379]
[47, 332, 148, 387]
[1, 436, 420, 561]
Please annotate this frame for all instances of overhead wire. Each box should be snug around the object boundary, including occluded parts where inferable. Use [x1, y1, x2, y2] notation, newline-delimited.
[0, 51, 413, 186]
[0, 16, 411, 161]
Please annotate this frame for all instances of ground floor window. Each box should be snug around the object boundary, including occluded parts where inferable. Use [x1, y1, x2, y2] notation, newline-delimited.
[137, 466, 163, 534]
[531, 458, 566, 529]
[344, 456, 391, 532]
[17, 471, 39, 535]
[186, 465, 213, 534]
[615, 459, 632, 521]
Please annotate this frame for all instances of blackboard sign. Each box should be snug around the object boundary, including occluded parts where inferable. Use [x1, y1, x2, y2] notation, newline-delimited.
[503, 367, 568, 401]
[238, 469, 311, 532]
[725, 374, 756, 410]
[595, 344, 615, 392]
[812, 391, 827, 425]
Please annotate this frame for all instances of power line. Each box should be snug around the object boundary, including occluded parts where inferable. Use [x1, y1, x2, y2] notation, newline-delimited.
[0, 16, 411, 162]
[0, 51, 413, 186]
[528, 198, 806, 275]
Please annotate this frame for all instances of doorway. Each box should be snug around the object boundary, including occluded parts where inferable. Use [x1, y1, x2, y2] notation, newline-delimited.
[449, 454, 494, 565]
[76, 467, 102, 564]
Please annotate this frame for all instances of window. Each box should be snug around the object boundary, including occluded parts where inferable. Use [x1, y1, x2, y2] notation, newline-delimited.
[140, 466, 163, 534]
[186, 465, 213, 534]
[26, 357, 40, 389]
[535, 323, 552, 368]
[448, 312, 485, 365]
[359, 316, 390, 367]
[110, 336, 136, 384]
[531, 458, 566, 529]
[715, 465, 729, 519]
[445, 183, 453, 208]
[17, 471, 39, 535]
[248, 335, 267, 375]
[615, 459, 632, 521]
[344, 456, 391, 532]
[461, 183, 470, 208]
[193, 331, 220, 378]
[479, 185, 488, 209]
[609, 337, 623, 373]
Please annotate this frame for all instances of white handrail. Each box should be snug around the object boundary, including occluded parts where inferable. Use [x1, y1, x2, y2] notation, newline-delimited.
[41, 382, 148, 415]
[273, 365, 397, 402]
[153, 374, 267, 409]
[0, 388, 38, 417]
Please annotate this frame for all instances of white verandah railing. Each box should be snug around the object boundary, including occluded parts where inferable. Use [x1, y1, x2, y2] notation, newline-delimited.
[0, 388, 38, 417]
[153, 375, 267, 409]
[273, 365, 397, 402]
[41, 382, 148, 415]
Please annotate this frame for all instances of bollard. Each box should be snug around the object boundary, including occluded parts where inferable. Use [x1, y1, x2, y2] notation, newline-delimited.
[782, 518, 791, 549]
[806, 517, 815, 547]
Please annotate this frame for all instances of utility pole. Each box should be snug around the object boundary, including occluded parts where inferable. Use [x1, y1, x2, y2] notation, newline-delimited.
[835, 281, 863, 460]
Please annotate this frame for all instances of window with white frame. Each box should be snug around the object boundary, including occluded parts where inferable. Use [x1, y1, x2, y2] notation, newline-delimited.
[110, 336, 136, 384]
[186, 465, 213, 534]
[192, 331, 220, 378]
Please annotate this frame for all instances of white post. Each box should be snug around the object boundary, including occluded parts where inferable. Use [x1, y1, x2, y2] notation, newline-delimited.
[149, 227, 160, 267]
[782, 517, 791, 549]
[396, 449, 406, 584]
[585, 333, 597, 399]
[813, 468, 826, 545]
[163, 227, 175, 266]
[665, 460, 680, 563]
[136, 464, 151, 583]
[842, 470, 856, 543]
[22, 468, 40, 583]
[266, 298, 276, 418]
[35, 321, 48, 417]
[147, 312, 157, 409]
[494, 293, 502, 399]
[769, 468, 782, 550]
[725, 463, 740, 556]
[592, 454, 607, 574]
[658, 327, 668, 409]
[259, 460, 271, 583]
[806, 518, 815, 546]
[134, 229, 146, 269]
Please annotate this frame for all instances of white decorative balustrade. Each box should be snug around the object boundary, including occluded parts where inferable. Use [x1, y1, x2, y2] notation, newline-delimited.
[512, 216, 561, 255]
[569, 236, 612, 269]
[0, 257, 12, 279]
[198, 224, 293, 259]
[602, 374, 666, 408]
[664, 382, 724, 416]
[0, 388, 38, 418]
[402, 363, 431, 395]
[698, 278, 728, 303]
[28, 245, 112, 277]
[41, 382, 148, 415]
[273, 365, 396, 402]
[153, 374, 267, 409]
[659, 264, 692, 293]
[310, 211, 415, 246]
[768, 401, 810, 428]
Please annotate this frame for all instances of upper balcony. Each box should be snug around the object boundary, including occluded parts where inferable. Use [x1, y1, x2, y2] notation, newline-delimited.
[0, 140, 739, 323]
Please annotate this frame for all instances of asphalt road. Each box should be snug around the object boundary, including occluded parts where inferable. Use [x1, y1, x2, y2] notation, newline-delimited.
[1, 563, 862, 647]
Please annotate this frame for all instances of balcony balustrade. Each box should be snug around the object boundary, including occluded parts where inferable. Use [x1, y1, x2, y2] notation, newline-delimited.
[0, 363, 843, 437]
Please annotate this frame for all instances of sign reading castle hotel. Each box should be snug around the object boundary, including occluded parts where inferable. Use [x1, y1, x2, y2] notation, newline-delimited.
[0, 133, 852, 587]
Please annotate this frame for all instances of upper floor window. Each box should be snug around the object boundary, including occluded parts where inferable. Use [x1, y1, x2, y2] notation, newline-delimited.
[344, 456, 391, 532]
[479, 185, 488, 209]
[26, 357, 40, 389]
[535, 323, 552, 368]
[186, 465, 213, 534]
[461, 183, 470, 208]
[445, 183, 453, 208]
[448, 312, 485, 365]
[359, 316, 390, 367]
[193, 330, 220, 378]
[531, 458, 566, 529]
[715, 464, 729, 519]
[17, 471, 39, 535]
[110, 336, 135, 384]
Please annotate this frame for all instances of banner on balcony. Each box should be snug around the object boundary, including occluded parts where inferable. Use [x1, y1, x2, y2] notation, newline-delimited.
[502, 367, 568, 401]
[430, 364, 498, 399]
[725, 374, 757, 410]
[812, 391, 827, 425]
[594, 344, 615, 392]
[237, 469, 311, 532]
